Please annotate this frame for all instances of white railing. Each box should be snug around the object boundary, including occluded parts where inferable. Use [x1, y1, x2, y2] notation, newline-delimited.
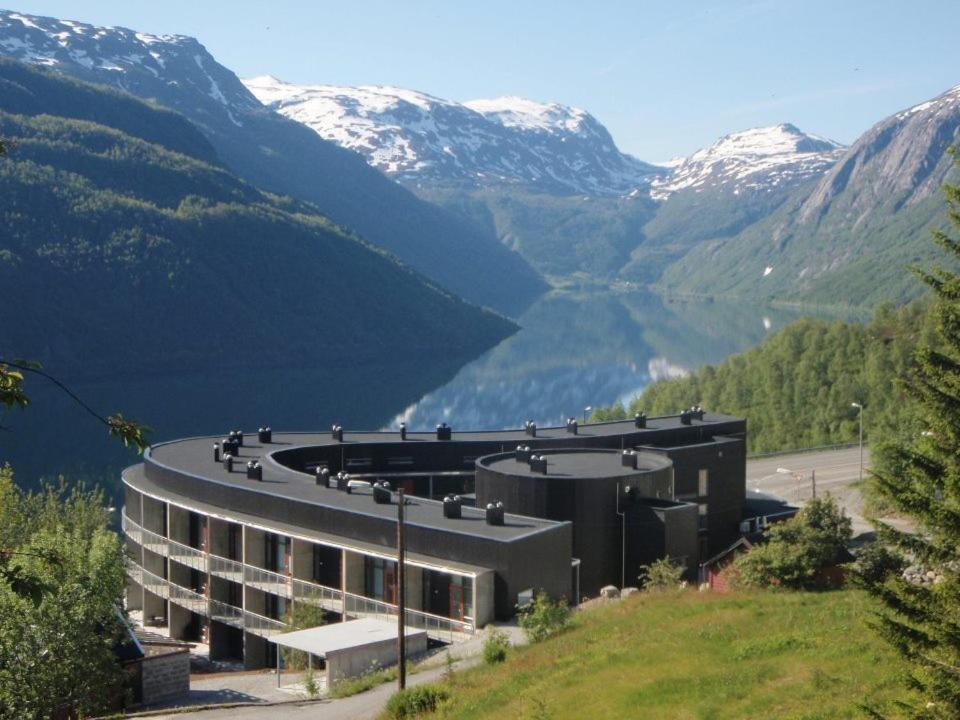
[243, 609, 286, 638]
[169, 581, 208, 615]
[293, 578, 344, 614]
[120, 510, 142, 545]
[123, 512, 473, 642]
[209, 553, 244, 583]
[167, 536, 207, 573]
[244, 564, 293, 599]
[210, 598, 244, 629]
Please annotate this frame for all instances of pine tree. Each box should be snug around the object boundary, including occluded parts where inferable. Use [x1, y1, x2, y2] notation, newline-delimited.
[868, 157, 960, 719]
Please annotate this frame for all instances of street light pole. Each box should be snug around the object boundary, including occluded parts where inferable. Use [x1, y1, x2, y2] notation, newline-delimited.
[397, 487, 406, 691]
[851, 402, 864, 484]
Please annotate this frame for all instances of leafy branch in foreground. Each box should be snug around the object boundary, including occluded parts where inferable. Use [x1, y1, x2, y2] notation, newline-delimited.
[0, 358, 151, 450]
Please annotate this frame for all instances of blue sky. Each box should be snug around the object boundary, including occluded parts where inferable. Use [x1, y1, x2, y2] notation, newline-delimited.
[7, 1, 959, 159]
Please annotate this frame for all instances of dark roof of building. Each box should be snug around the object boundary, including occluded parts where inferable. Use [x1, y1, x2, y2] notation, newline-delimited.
[132, 412, 743, 544]
[478, 448, 672, 479]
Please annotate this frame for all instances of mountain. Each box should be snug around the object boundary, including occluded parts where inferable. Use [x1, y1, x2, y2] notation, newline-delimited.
[658, 86, 960, 307]
[619, 125, 845, 283]
[0, 10, 545, 316]
[242, 75, 663, 280]
[0, 58, 516, 378]
[243, 76, 661, 196]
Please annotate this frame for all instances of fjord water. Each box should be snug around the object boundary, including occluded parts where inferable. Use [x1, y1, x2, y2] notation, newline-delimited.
[0, 291, 835, 499]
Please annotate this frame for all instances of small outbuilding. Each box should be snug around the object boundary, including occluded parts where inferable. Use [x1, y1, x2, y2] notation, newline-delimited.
[270, 618, 428, 686]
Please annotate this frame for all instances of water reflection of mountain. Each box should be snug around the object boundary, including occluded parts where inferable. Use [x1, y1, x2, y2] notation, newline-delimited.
[390, 291, 838, 430]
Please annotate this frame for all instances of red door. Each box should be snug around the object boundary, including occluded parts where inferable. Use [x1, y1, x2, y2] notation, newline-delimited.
[385, 565, 397, 604]
[449, 583, 465, 621]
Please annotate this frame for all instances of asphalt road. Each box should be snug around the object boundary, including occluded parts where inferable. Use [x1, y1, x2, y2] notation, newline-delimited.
[746, 445, 875, 535]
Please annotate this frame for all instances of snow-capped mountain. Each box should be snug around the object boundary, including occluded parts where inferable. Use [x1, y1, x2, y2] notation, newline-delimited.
[651, 124, 844, 200]
[0, 9, 547, 315]
[243, 75, 662, 196]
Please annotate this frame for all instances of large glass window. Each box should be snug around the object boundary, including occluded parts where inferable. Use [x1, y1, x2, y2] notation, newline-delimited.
[364, 557, 397, 603]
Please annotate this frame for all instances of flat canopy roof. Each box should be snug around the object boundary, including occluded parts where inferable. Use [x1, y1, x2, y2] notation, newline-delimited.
[270, 618, 425, 657]
[479, 448, 672, 478]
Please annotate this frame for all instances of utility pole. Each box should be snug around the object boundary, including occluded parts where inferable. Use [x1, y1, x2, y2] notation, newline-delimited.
[615, 483, 625, 588]
[851, 402, 864, 484]
[397, 487, 406, 691]
[811, 469, 816, 499]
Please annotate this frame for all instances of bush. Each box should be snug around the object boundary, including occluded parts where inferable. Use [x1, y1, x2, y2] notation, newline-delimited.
[638, 556, 685, 591]
[385, 684, 449, 718]
[482, 629, 510, 664]
[734, 496, 853, 589]
[517, 592, 570, 643]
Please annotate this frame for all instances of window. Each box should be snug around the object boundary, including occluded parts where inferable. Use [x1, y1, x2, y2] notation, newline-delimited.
[698, 469, 709, 498]
[698, 503, 708, 531]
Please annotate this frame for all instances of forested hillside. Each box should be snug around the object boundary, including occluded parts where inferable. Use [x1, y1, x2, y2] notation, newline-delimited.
[0, 60, 516, 378]
[594, 303, 934, 453]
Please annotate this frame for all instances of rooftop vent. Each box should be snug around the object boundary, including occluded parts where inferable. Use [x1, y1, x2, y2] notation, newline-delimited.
[634, 412, 647, 429]
[258, 427, 272, 444]
[515, 445, 532, 463]
[213, 442, 221, 463]
[336, 471, 350, 491]
[566, 418, 578, 435]
[246, 461, 263, 481]
[372, 481, 392, 504]
[222, 436, 240, 456]
[692, 405, 705, 420]
[316, 467, 331, 486]
[222, 454, 235, 473]
[621, 450, 638, 469]
[529, 455, 548, 474]
[230, 430, 244, 447]
[623, 485, 638, 503]
[443, 494, 463, 519]
[485, 501, 505, 526]
[331, 424, 344, 442]
[436, 423, 452, 441]
[399, 422, 407, 441]
[524, 420, 537, 437]
[680, 410, 692, 425]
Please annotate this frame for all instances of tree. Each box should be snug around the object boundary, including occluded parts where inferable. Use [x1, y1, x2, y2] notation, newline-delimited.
[733, 495, 852, 589]
[866, 157, 960, 719]
[281, 596, 327, 671]
[0, 466, 127, 718]
[638, 556, 685, 591]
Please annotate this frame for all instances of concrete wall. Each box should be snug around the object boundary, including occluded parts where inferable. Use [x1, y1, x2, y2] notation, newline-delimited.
[168, 602, 193, 641]
[343, 550, 365, 595]
[143, 589, 166, 626]
[474, 570, 495, 628]
[326, 632, 427, 684]
[405, 566, 423, 611]
[140, 650, 190, 705]
[168, 505, 190, 545]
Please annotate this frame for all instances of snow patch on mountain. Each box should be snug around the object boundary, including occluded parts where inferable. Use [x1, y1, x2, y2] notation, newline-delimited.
[243, 75, 662, 196]
[651, 124, 844, 201]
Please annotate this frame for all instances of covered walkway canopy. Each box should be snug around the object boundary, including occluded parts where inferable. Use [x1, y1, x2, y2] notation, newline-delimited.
[270, 618, 428, 686]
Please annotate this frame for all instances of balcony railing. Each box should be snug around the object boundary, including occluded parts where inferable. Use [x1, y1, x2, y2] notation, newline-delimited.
[122, 512, 474, 642]
[167, 536, 208, 573]
[243, 609, 286, 638]
[209, 553, 244, 583]
[244, 564, 293, 599]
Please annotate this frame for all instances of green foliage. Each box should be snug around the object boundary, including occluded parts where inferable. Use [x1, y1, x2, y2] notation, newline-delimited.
[329, 664, 400, 698]
[638, 556, 685, 591]
[517, 593, 571, 643]
[302, 667, 320, 699]
[0, 465, 127, 719]
[851, 542, 906, 588]
[482, 629, 510, 664]
[0, 60, 515, 379]
[281, 595, 327, 671]
[385, 684, 449, 718]
[596, 301, 934, 454]
[734, 495, 852, 589]
[865, 161, 960, 718]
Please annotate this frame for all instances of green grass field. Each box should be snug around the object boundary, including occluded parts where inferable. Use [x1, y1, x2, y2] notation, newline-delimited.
[432, 590, 908, 720]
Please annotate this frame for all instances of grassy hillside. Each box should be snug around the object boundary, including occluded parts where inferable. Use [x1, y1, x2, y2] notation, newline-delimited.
[0, 61, 516, 378]
[432, 590, 906, 719]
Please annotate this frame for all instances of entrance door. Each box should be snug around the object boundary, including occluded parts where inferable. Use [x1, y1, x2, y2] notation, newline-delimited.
[449, 583, 465, 621]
